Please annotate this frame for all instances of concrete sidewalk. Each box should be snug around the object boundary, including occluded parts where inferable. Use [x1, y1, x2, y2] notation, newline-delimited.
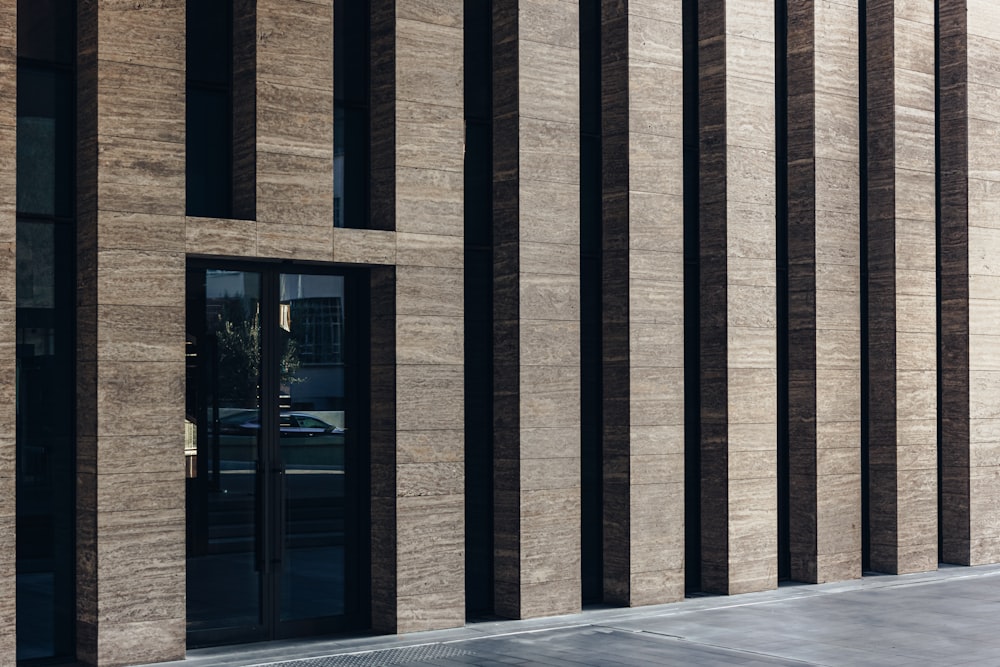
[150, 564, 1000, 666]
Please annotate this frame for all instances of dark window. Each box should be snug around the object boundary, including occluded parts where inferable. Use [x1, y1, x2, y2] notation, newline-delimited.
[17, 0, 74, 65]
[187, 0, 254, 219]
[187, 86, 232, 217]
[17, 66, 74, 218]
[16, 2, 77, 659]
[187, 0, 233, 218]
[334, 0, 370, 228]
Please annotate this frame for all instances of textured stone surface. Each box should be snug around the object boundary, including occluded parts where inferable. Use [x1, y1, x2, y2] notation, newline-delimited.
[786, 0, 862, 584]
[0, 1, 12, 658]
[76, 1, 187, 665]
[185, 0, 333, 260]
[940, 0, 1000, 566]
[368, 0, 467, 634]
[333, 228, 397, 266]
[493, 0, 582, 619]
[28, 0, 1000, 661]
[866, 0, 938, 575]
[0, 11, 11, 664]
[601, 0, 685, 607]
[698, 0, 777, 595]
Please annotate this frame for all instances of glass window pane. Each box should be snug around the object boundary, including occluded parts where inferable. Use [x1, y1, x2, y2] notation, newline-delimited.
[187, 0, 231, 85]
[17, 67, 74, 218]
[16, 221, 75, 660]
[278, 273, 346, 622]
[186, 87, 232, 218]
[334, 0, 369, 228]
[16, 222, 55, 308]
[186, 269, 264, 637]
[17, 0, 74, 64]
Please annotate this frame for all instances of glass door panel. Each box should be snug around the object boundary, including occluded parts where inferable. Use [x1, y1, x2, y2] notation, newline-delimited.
[278, 273, 347, 622]
[187, 266, 358, 646]
[186, 269, 264, 641]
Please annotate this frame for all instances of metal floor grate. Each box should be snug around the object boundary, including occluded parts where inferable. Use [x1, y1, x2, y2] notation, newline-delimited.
[258, 643, 477, 667]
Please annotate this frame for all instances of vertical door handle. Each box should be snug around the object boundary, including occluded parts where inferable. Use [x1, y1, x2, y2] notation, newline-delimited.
[273, 466, 287, 570]
[255, 460, 266, 573]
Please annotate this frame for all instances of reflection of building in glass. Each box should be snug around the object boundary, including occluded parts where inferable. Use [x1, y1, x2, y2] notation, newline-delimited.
[289, 297, 343, 365]
[281, 274, 346, 412]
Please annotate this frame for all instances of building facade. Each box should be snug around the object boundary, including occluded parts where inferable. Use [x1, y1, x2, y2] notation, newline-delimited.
[5, 0, 1000, 665]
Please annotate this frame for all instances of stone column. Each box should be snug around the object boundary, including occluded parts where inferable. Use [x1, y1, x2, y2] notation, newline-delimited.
[865, 0, 938, 574]
[940, 0, 1000, 565]
[601, 0, 685, 606]
[698, 0, 777, 595]
[786, 0, 862, 583]
[493, 0, 582, 618]
[76, 1, 187, 664]
[367, 0, 467, 633]
[0, 0, 14, 660]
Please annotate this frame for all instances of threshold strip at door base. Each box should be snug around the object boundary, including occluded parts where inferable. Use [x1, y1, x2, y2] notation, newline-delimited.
[252, 644, 478, 667]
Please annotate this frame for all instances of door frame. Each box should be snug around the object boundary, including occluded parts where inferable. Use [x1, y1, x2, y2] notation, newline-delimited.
[185, 258, 370, 648]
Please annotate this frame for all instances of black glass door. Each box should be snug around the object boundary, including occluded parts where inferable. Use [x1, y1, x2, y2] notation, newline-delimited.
[277, 273, 350, 626]
[186, 265, 360, 647]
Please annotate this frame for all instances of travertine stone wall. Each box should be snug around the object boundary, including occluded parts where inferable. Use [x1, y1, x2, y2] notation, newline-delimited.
[601, 0, 685, 606]
[698, 0, 777, 595]
[493, 0, 582, 619]
[865, 0, 937, 575]
[356, 6, 394, 635]
[255, 0, 333, 258]
[786, 0, 862, 583]
[369, 0, 466, 634]
[940, 0, 1000, 565]
[185, 0, 330, 258]
[76, 1, 187, 665]
[232, 0, 256, 219]
[183, 0, 466, 634]
[0, 0, 14, 659]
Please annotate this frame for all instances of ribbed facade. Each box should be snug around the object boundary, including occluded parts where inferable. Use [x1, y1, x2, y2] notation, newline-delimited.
[5, 0, 1000, 665]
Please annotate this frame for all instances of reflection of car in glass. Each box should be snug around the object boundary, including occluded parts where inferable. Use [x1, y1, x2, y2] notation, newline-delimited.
[224, 412, 345, 437]
[215, 411, 346, 467]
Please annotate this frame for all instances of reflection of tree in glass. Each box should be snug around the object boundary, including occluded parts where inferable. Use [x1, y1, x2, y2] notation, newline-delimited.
[213, 299, 304, 407]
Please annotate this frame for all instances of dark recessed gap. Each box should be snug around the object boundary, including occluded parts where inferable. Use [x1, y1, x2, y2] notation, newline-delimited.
[464, 0, 495, 618]
[335, 0, 372, 228]
[933, 0, 944, 565]
[682, 0, 702, 595]
[775, 0, 790, 583]
[859, 0, 871, 573]
[580, 0, 603, 606]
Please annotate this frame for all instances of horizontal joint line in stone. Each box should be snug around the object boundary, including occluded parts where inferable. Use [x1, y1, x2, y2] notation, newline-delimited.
[624, 129, 685, 143]
[516, 114, 581, 130]
[396, 162, 463, 175]
[516, 37, 579, 53]
[95, 57, 183, 73]
[510, 175, 580, 188]
[396, 96, 463, 112]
